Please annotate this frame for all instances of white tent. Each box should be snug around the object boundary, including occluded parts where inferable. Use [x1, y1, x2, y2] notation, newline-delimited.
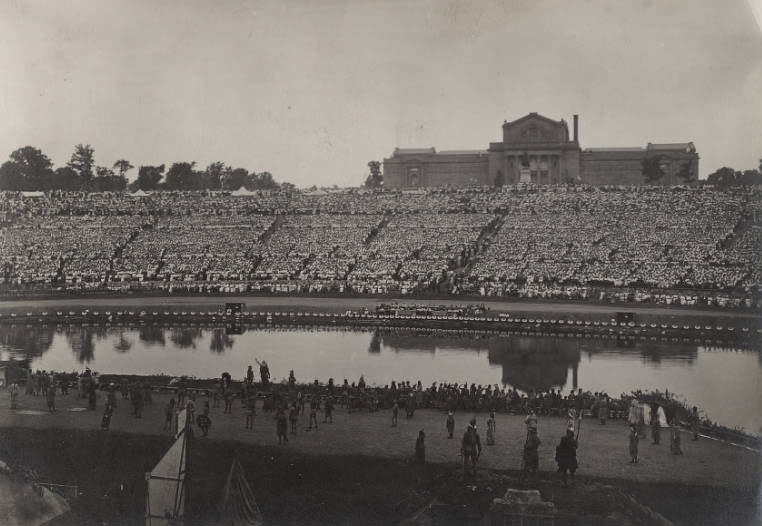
[131, 189, 149, 197]
[231, 187, 255, 196]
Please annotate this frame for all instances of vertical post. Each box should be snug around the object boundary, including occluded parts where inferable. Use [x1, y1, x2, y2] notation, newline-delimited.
[573, 115, 579, 143]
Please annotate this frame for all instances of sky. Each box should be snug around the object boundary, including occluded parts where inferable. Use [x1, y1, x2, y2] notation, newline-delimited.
[0, 0, 760, 187]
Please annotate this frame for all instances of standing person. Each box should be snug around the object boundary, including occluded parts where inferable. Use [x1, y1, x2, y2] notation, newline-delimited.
[650, 404, 661, 445]
[198, 401, 211, 437]
[120, 378, 129, 400]
[9, 382, 19, 410]
[521, 428, 541, 482]
[164, 398, 176, 432]
[46, 381, 56, 413]
[486, 411, 496, 446]
[289, 402, 299, 435]
[323, 395, 334, 424]
[246, 365, 254, 385]
[245, 394, 257, 430]
[101, 399, 114, 431]
[257, 359, 270, 388]
[25, 369, 33, 396]
[628, 424, 639, 464]
[670, 419, 683, 455]
[186, 397, 196, 424]
[461, 418, 482, 478]
[598, 395, 609, 425]
[88, 381, 97, 411]
[415, 430, 426, 464]
[131, 386, 143, 418]
[446, 411, 455, 439]
[555, 429, 578, 486]
[276, 408, 288, 445]
[223, 387, 233, 414]
[307, 396, 319, 431]
[391, 400, 399, 427]
[525, 409, 538, 439]
[689, 406, 700, 441]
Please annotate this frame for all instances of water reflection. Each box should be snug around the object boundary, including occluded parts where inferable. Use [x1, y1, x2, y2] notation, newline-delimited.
[64, 326, 95, 364]
[114, 330, 132, 353]
[0, 326, 56, 358]
[0, 325, 759, 431]
[169, 328, 203, 349]
[138, 326, 166, 347]
[209, 329, 234, 354]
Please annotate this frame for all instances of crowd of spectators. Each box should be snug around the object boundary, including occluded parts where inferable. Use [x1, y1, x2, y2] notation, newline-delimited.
[1, 185, 760, 308]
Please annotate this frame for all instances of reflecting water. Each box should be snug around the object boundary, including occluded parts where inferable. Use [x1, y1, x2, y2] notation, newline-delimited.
[1, 325, 760, 433]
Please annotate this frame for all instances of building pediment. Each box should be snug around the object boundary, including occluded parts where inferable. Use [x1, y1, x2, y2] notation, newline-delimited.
[501, 112, 569, 145]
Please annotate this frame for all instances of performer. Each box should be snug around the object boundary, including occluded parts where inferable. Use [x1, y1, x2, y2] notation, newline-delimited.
[598, 395, 609, 425]
[308, 395, 320, 430]
[9, 382, 19, 410]
[555, 429, 578, 486]
[245, 394, 257, 430]
[670, 419, 683, 455]
[486, 411, 496, 445]
[521, 428, 541, 482]
[446, 411, 455, 439]
[461, 418, 482, 478]
[276, 408, 289, 444]
[323, 395, 334, 423]
[415, 430, 426, 464]
[650, 403, 661, 445]
[629, 424, 640, 464]
[289, 402, 299, 435]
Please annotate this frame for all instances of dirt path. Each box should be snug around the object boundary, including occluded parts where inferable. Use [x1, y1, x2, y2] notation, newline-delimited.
[1, 295, 759, 320]
[2, 390, 758, 492]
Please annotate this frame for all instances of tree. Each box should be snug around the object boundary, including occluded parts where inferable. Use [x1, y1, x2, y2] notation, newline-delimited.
[0, 161, 25, 191]
[737, 169, 762, 186]
[642, 155, 665, 184]
[204, 161, 227, 190]
[364, 160, 383, 187]
[67, 144, 95, 185]
[0, 146, 54, 190]
[50, 167, 82, 191]
[113, 159, 134, 179]
[245, 171, 279, 190]
[91, 166, 127, 191]
[706, 167, 736, 188]
[129, 164, 165, 191]
[222, 167, 248, 190]
[164, 162, 200, 190]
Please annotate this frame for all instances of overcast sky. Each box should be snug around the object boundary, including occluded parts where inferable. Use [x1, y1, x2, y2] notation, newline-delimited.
[1, 0, 760, 187]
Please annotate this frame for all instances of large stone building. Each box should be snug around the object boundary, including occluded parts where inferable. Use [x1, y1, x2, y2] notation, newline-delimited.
[382, 113, 699, 187]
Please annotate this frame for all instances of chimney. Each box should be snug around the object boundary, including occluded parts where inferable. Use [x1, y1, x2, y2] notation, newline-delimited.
[573, 114, 579, 143]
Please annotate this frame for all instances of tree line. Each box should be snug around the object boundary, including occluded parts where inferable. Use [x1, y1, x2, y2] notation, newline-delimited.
[705, 159, 762, 189]
[0, 145, 291, 192]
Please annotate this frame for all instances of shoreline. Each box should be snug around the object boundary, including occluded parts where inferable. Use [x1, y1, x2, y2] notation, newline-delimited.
[1, 294, 760, 319]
